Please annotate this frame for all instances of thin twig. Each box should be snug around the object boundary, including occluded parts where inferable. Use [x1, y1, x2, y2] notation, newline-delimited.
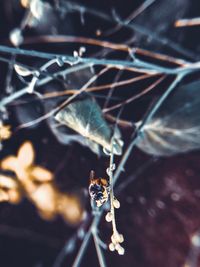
[175, 17, 200, 27]
[92, 230, 107, 267]
[103, 75, 165, 113]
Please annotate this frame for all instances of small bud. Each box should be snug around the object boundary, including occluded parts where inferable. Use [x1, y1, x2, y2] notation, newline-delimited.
[109, 243, 115, 251]
[115, 243, 121, 250]
[118, 234, 124, 243]
[105, 212, 113, 222]
[117, 246, 125, 255]
[9, 28, 23, 46]
[106, 167, 111, 176]
[113, 198, 120, 209]
[110, 163, 116, 171]
[30, 0, 44, 19]
[73, 51, 79, 58]
[79, 46, 86, 56]
[111, 233, 118, 244]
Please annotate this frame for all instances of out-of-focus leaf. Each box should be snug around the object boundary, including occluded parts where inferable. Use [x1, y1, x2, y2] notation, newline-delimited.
[55, 96, 123, 155]
[136, 81, 200, 156]
[18, 141, 34, 168]
[15, 96, 44, 129]
[30, 166, 53, 182]
[133, 0, 197, 58]
[1, 156, 18, 172]
[57, 194, 83, 225]
[0, 175, 18, 189]
[0, 189, 9, 202]
[30, 183, 57, 220]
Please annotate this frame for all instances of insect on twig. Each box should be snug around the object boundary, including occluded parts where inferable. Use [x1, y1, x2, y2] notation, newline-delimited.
[89, 136, 125, 255]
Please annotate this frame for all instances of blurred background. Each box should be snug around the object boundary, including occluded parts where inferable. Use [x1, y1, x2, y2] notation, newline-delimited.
[0, 0, 200, 267]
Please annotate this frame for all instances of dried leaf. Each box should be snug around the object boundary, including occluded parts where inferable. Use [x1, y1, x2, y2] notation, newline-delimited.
[136, 81, 200, 156]
[55, 97, 123, 155]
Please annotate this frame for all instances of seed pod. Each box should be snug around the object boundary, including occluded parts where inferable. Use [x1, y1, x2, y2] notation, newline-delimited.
[117, 246, 125, 255]
[113, 198, 120, 209]
[105, 212, 113, 222]
[109, 243, 115, 251]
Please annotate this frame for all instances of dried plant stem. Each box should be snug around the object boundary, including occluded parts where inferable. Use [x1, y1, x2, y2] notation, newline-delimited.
[0, 45, 197, 74]
[108, 143, 117, 234]
[61, 1, 197, 60]
[103, 74, 165, 113]
[43, 73, 154, 99]
[24, 35, 188, 66]
[0, 63, 91, 110]
[103, 0, 156, 36]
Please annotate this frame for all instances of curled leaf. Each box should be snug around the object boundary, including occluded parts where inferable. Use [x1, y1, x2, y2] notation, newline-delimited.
[55, 97, 123, 155]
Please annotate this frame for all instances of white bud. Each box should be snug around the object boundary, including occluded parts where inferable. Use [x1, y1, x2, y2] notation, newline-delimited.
[79, 46, 86, 56]
[113, 198, 120, 209]
[111, 234, 116, 244]
[9, 28, 23, 46]
[30, 0, 44, 19]
[117, 246, 125, 255]
[115, 243, 121, 250]
[109, 243, 115, 251]
[105, 212, 113, 222]
[118, 234, 124, 243]
[110, 163, 116, 171]
[73, 51, 79, 58]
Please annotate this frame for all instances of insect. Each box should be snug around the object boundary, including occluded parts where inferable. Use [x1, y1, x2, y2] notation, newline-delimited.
[89, 170, 110, 207]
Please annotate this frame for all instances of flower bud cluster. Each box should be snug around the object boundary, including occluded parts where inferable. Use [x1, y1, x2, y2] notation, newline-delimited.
[109, 231, 125, 255]
[105, 197, 125, 255]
